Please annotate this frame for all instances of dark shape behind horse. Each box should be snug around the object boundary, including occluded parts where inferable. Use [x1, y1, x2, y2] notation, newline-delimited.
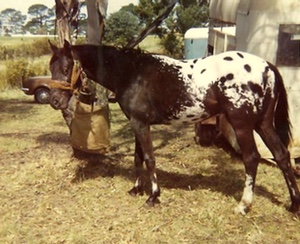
[49, 40, 300, 215]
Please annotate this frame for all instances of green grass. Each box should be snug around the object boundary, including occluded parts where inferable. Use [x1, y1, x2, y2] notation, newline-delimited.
[0, 36, 56, 46]
[0, 35, 161, 50]
[1, 90, 300, 243]
[138, 35, 164, 54]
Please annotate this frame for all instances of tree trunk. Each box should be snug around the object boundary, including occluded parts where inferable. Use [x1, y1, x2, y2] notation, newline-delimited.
[86, 0, 108, 44]
[55, 0, 79, 46]
[54, 0, 110, 155]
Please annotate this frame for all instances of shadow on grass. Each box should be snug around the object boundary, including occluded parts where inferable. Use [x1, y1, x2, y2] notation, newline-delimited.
[108, 120, 200, 161]
[36, 132, 70, 145]
[70, 149, 283, 207]
[31, 103, 285, 208]
[0, 97, 36, 114]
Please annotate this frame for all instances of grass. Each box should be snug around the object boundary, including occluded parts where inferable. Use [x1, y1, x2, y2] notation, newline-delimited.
[1, 36, 300, 243]
[138, 35, 164, 54]
[1, 90, 300, 243]
[0, 35, 161, 49]
[0, 35, 162, 91]
[0, 36, 56, 46]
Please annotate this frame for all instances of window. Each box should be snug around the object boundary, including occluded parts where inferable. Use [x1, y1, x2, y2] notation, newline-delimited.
[276, 24, 300, 66]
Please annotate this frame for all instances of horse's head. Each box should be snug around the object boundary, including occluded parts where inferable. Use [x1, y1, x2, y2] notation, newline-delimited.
[49, 40, 75, 110]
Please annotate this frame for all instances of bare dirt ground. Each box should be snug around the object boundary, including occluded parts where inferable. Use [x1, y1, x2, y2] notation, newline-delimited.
[1, 90, 300, 244]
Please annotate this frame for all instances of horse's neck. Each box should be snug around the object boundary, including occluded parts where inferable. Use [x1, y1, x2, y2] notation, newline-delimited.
[72, 45, 96, 72]
[72, 45, 119, 91]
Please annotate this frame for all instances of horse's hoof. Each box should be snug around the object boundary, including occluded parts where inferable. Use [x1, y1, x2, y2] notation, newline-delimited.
[146, 199, 155, 207]
[145, 196, 160, 207]
[288, 203, 300, 213]
[234, 204, 249, 215]
[128, 186, 144, 196]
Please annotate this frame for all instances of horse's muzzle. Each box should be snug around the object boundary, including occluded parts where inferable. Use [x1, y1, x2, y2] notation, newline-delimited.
[49, 89, 71, 110]
[50, 96, 64, 110]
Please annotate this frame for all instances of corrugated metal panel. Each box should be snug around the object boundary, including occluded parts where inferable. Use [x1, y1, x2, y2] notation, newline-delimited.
[209, 0, 247, 23]
[209, 0, 251, 23]
[210, 0, 300, 33]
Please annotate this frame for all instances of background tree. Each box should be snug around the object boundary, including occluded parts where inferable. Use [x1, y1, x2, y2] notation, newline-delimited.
[104, 10, 140, 46]
[77, 11, 88, 37]
[176, 0, 209, 34]
[26, 4, 54, 34]
[135, 0, 209, 57]
[0, 8, 26, 34]
[162, 0, 209, 57]
[119, 3, 136, 15]
[135, 0, 170, 37]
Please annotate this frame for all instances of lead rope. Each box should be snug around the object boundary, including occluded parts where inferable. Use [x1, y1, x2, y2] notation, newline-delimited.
[50, 60, 81, 91]
[71, 60, 82, 91]
[79, 69, 95, 113]
[72, 60, 96, 113]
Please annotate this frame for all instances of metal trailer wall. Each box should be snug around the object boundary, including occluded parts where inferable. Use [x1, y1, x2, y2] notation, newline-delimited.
[184, 28, 209, 59]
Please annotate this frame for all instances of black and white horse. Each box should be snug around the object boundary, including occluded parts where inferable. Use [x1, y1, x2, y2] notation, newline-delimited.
[49, 41, 300, 214]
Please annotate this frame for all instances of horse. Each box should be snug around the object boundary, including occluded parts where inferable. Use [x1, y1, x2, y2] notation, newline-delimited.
[48, 40, 300, 215]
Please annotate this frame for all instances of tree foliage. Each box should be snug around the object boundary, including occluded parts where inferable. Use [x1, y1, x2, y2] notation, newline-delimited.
[0, 8, 26, 34]
[119, 3, 136, 15]
[176, 1, 209, 34]
[0, 5, 56, 35]
[136, 0, 170, 25]
[135, 0, 209, 57]
[104, 10, 140, 46]
[26, 4, 54, 34]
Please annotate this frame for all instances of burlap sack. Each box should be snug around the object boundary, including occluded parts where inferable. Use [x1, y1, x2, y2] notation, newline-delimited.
[70, 101, 110, 154]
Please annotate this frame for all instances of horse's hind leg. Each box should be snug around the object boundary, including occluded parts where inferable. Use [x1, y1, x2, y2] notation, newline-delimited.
[231, 125, 261, 215]
[256, 124, 300, 212]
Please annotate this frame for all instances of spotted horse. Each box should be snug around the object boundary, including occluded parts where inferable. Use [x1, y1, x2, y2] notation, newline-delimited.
[49, 40, 300, 215]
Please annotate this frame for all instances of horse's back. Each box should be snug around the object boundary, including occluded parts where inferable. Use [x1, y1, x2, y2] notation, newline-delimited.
[191, 51, 270, 86]
[123, 50, 276, 125]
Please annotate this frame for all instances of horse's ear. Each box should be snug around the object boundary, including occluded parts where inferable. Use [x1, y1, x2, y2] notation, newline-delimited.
[63, 40, 71, 50]
[48, 40, 58, 53]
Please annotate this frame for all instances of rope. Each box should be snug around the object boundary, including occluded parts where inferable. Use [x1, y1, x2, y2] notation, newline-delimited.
[50, 81, 73, 90]
[71, 60, 82, 89]
[50, 61, 82, 91]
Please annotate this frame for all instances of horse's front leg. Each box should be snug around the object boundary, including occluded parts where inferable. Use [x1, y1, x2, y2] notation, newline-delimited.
[128, 136, 144, 196]
[129, 118, 160, 206]
[145, 154, 160, 206]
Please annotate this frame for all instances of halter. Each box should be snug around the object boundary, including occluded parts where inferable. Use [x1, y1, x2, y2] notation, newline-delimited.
[50, 60, 82, 92]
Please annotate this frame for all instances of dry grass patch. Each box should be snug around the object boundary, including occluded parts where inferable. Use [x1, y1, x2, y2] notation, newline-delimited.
[1, 90, 300, 243]
[138, 35, 164, 54]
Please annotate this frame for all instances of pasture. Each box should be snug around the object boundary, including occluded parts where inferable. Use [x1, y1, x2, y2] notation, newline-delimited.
[1, 90, 300, 243]
[0, 35, 58, 46]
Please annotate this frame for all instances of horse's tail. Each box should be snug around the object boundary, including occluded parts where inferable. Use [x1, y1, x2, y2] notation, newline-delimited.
[268, 62, 292, 147]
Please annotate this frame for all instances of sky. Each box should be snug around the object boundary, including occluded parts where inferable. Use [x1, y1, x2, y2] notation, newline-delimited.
[0, 0, 139, 15]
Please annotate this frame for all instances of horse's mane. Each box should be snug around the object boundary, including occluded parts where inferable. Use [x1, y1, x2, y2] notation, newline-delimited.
[119, 46, 166, 65]
[119, 46, 154, 59]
